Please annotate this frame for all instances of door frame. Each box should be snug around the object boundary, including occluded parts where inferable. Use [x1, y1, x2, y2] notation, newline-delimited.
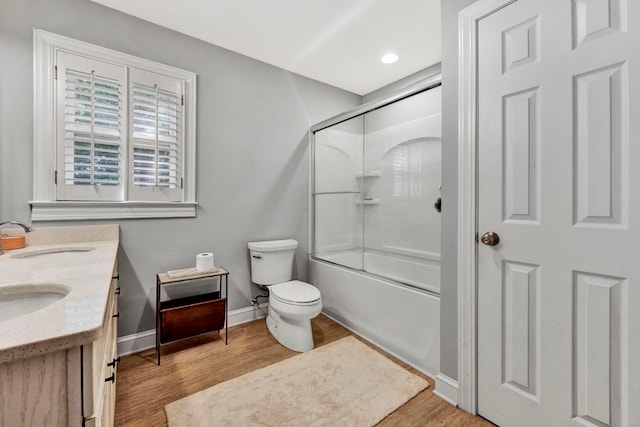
[456, 0, 518, 414]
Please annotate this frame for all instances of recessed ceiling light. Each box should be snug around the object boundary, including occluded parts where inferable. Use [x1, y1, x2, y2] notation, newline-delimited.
[380, 53, 399, 64]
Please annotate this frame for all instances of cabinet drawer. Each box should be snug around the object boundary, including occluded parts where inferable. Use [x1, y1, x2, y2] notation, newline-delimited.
[160, 297, 226, 343]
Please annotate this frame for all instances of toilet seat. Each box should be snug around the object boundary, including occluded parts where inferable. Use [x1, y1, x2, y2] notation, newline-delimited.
[270, 280, 321, 306]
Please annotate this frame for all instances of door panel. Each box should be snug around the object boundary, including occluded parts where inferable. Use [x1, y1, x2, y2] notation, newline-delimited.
[573, 272, 626, 426]
[502, 261, 539, 398]
[503, 87, 539, 223]
[573, 62, 626, 227]
[477, 0, 639, 426]
[573, 0, 625, 48]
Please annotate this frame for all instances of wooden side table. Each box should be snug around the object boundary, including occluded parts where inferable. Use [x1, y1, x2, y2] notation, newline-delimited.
[155, 267, 229, 365]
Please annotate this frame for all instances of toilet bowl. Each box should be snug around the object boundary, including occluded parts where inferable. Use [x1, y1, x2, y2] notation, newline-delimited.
[266, 280, 322, 352]
[248, 240, 322, 352]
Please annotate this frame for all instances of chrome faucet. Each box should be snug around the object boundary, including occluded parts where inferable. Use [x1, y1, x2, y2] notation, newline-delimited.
[0, 220, 34, 255]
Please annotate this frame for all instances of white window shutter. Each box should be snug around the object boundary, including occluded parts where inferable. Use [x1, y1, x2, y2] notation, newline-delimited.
[55, 51, 125, 201]
[128, 68, 184, 202]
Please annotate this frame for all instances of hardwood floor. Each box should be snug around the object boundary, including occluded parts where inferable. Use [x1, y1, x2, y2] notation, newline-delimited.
[114, 315, 493, 426]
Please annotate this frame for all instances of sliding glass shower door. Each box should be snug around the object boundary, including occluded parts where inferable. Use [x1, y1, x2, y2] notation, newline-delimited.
[313, 116, 364, 270]
[312, 85, 442, 294]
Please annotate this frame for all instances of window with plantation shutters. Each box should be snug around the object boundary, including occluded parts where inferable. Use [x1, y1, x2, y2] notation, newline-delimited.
[55, 52, 125, 201]
[34, 30, 197, 220]
[129, 69, 183, 202]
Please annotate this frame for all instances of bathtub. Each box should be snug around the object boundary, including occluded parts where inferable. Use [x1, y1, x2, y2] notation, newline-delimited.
[309, 250, 440, 377]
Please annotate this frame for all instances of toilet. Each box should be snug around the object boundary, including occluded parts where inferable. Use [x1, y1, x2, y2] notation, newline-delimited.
[248, 239, 322, 352]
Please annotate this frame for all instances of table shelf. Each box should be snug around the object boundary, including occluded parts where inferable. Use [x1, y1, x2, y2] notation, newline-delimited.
[155, 267, 229, 365]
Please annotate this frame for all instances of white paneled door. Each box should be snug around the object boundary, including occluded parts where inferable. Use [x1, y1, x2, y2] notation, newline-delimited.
[477, 0, 639, 426]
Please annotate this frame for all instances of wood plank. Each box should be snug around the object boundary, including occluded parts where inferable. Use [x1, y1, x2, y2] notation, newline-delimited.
[160, 298, 226, 343]
[0, 350, 68, 426]
[115, 315, 493, 426]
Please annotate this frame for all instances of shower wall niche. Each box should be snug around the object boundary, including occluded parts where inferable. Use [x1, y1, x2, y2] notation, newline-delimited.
[312, 86, 442, 293]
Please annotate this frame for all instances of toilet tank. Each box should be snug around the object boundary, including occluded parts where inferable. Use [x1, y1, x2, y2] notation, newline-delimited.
[248, 239, 298, 285]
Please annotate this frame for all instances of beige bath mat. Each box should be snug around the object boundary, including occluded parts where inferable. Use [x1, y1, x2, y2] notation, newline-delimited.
[165, 336, 428, 426]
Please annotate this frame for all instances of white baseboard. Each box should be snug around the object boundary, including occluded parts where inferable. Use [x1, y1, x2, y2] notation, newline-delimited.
[117, 303, 269, 356]
[117, 329, 156, 357]
[227, 302, 269, 327]
[433, 373, 459, 406]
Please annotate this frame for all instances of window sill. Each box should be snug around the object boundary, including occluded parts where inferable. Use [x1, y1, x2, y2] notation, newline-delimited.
[29, 201, 197, 221]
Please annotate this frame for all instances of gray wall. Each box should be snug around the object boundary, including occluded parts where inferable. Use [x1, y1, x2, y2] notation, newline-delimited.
[439, 0, 479, 381]
[0, 0, 361, 337]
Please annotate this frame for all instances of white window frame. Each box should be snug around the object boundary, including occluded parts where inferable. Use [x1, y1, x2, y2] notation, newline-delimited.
[32, 29, 197, 220]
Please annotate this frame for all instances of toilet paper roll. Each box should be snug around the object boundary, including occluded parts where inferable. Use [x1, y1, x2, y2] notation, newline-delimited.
[196, 252, 215, 271]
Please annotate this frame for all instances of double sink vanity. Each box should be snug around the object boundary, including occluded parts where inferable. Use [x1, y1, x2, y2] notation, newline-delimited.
[0, 224, 120, 427]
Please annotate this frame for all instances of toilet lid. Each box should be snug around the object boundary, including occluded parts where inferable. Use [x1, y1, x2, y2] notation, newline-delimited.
[270, 280, 321, 304]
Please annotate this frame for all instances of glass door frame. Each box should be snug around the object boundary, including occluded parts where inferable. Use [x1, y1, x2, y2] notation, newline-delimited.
[309, 73, 442, 267]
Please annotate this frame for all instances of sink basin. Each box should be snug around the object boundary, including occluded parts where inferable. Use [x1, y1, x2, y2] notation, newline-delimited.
[10, 246, 96, 259]
[0, 283, 70, 322]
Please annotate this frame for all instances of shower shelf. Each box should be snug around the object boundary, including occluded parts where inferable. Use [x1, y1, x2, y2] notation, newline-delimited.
[356, 199, 381, 205]
[355, 171, 381, 178]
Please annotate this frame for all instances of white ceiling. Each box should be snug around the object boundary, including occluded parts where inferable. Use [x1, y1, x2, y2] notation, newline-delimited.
[90, 0, 441, 95]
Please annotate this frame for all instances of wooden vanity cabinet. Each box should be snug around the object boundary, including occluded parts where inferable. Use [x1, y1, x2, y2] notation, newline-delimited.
[81, 263, 119, 427]
[0, 261, 119, 427]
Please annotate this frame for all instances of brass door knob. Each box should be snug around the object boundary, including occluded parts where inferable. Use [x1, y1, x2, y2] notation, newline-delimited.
[481, 232, 500, 246]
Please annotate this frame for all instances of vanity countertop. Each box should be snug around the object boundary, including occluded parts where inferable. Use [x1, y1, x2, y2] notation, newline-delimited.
[0, 225, 119, 364]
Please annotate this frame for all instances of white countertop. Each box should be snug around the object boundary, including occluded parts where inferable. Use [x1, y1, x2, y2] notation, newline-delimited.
[0, 225, 119, 364]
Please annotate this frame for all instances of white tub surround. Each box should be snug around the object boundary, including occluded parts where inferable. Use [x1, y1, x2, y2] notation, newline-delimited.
[0, 225, 119, 363]
[0, 225, 119, 427]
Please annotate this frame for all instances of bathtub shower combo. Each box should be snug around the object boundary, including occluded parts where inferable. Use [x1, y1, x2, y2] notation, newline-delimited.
[309, 76, 442, 375]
